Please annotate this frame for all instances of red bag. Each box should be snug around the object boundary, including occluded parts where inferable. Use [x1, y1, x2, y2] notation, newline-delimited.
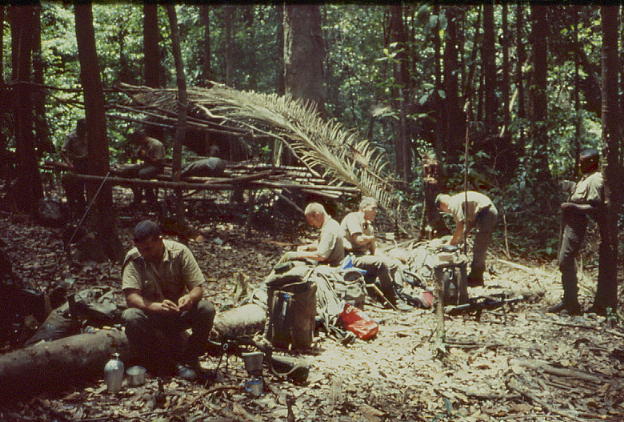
[339, 303, 379, 340]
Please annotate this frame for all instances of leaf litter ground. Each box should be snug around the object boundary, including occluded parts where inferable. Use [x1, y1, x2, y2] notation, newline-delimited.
[0, 191, 623, 422]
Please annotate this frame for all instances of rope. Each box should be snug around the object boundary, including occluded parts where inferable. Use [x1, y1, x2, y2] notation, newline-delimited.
[67, 171, 112, 246]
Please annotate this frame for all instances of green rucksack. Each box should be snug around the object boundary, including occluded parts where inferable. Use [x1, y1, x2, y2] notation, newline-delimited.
[265, 264, 317, 350]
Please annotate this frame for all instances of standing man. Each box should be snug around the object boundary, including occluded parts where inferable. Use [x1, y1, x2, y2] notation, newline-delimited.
[341, 197, 411, 311]
[549, 148, 610, 315]
[435, 191, 498, 286]
[282, 202, 345, 266]
[119, 131, 166, 206]
[121, 220, 215, 380]
[61, 119, 89, 216]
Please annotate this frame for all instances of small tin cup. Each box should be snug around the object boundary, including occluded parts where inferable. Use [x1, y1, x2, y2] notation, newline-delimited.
[244, 377, 263, 397]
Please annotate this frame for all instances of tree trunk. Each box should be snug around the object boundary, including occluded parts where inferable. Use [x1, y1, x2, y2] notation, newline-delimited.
[276, 4, 285, 96]
[12, 5, 43, 215]
[432, 5, 444, 160]
[0, 6, 7, 171]
[243, 5, 256, 91]
[0, 6, 3, 84]
[597, 6, 620, 310]
[199, 4, 211, 84]
[223, 5, 234, 87]
[529, 5, 551, 182]
[463, 6, 482, 114]
[143, 3, 160, 89]
[74, 3, 123, 262]
[516, 4, 526, 151]
[501, 3, 510, 135]
[166, 5, 188, 227]
[573, 7, 582, 172]
[143, 4, 162, 140]
[389, 4, 411, 182]
[482, 3, 497, 135]
[0, 329, 130, 397]
[281, 4, 325, 166]
[443, 6, 465, 163]
[32, 5, 53, 157]
[283, 5, 325, 112]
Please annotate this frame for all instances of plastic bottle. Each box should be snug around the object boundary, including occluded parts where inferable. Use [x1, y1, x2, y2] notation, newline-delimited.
[104, 352, 124, 393]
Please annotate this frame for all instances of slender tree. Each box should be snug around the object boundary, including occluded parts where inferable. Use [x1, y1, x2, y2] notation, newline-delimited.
[389, 4, 411, 181]
[32, 5, 53, 157]
[516, 3, 526, 150]
[199, 4, 211, 84]
[443, 6, 465, 162]
[143, 3, 160, 89]
[573, 6, 582, 172]
[529, 4, 551, 182]
[143, 3, 162, 140]
[0, 6, 4, 84]
[482, 3, 497, 135]
[166, 5, 188, 226]
[597, 6, 620, 311]
[223, 5, 234, 87]
[276, 4, 285, 96]
[11, 5, 42, 215]
[501, 4, 510, 135]
[74, 2, 122, 261]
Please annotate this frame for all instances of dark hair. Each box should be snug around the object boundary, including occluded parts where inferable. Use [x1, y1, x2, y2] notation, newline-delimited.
[580, 148, 599, 161]
[133, 220, 161, 242]
[130, 131, 146, 142]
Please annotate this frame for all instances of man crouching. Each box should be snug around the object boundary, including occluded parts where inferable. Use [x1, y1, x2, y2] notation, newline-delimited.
[121, 220, 215, 380]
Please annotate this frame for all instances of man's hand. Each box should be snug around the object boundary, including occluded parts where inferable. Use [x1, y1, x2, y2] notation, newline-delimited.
[151, 299, 179, 314]
[177, 294, 194, 312]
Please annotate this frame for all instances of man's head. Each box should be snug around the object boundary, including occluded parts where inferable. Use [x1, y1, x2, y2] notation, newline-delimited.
[130, 131, 147, 145]
[304, 202, 327, 228]
[579, 148, 599, 174]
[435, 194, 451, 213]
[359, 196, 378, 221]
[133, 220, 164, 262]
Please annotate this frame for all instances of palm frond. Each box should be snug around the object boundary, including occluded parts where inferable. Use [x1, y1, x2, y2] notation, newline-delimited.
[119, 83, 409, 230]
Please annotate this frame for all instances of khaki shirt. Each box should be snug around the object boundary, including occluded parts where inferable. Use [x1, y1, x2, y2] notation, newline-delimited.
[142, 137, 166, 164]
[62, 130, 88, 163]
[317, 217, 345, 266]
[446, 191, 494, 225]
[341, 211, 374, 255]
[570, 171, 604, 205]
[122, 239, 205, 303]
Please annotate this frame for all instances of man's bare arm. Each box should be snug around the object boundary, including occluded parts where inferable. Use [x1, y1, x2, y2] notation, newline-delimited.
[125, 289, 179, 314]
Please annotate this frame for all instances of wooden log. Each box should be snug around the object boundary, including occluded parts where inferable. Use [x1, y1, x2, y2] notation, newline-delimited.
[0, 329, 130, 398]
[69, 173, 359, 193]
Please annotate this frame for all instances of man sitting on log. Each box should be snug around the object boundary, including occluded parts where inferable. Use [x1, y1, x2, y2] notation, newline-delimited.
[121, 220, 215, 380]
[435, 191, 498, 286]
[118, 131, 166, 206]
[280, 202, 345, 267]
[341, 197, 411, 311]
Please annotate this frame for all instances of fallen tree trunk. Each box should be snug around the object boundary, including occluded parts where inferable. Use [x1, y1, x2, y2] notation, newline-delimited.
[0, 304, 267, 399]
[0, 329, 129, 399]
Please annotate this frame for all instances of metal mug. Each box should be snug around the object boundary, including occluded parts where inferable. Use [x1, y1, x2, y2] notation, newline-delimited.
[126, 365, 146, 387]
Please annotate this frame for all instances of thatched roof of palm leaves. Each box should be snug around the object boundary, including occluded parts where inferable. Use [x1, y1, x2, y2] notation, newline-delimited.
[118, 82, 409, 230]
